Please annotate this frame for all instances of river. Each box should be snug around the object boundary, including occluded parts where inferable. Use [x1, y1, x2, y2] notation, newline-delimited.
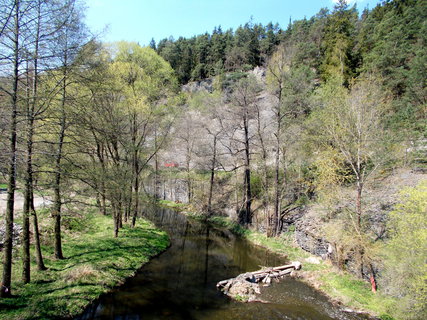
[77, 206, 366, 320]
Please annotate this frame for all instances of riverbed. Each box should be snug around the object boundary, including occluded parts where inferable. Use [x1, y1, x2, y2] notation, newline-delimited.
[77, 206, 366, 320]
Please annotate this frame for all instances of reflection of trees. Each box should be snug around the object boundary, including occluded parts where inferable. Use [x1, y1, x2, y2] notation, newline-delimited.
[143, 206, 286, 277]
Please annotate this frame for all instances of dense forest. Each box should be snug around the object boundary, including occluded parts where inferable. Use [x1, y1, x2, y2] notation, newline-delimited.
[0, 0, 426, 319]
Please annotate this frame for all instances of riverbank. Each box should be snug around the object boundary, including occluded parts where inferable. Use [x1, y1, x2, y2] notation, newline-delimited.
[0, 211, 169, 320]
[158, 200, 396, 320]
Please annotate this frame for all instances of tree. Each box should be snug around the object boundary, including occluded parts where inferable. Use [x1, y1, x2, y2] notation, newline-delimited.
[200, 95, 225, 215]
[359, 0, 426, 134]
[47, 0, 88, 259]
[173, 108, 198, 203]
[316, 75, 389, 280]
[266, 44, 314, 236]
[320, 0, 358, 84]
[0, 0, 21, 297]
[229, 75, 261, 225]
[21, 0, 68, 282]
[112, 42, 177, 227]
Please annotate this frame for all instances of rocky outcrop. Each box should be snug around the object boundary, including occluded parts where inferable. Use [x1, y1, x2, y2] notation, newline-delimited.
[248, 66, 266, 82]
[295, 215, 330, 257]
[292, 169, 426, 279]
[182, 78, 213, 93]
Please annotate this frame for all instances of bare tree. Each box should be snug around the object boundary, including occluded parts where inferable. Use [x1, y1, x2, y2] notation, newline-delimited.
[47, 0, 88, 258]
[228, 75, 262, 225]
[266, 44, 314, 235]
[319, 75, 388, 284]
[0, 0, 20, 297]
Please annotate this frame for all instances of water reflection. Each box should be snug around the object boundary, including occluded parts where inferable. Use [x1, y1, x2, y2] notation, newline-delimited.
[77, 206, 365, 320]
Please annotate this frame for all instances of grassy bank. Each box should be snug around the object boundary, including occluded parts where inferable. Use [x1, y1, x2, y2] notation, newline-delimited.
[0, 212, 169, 320]
[240, 228, 396, 319]
[159, 199, 396, 319]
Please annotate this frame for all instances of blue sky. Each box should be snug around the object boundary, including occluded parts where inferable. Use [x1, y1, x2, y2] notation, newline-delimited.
[85, 0, 382, 46]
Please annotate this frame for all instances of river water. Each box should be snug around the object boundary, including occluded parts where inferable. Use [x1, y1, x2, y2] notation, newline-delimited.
[77, 206, 366, 320]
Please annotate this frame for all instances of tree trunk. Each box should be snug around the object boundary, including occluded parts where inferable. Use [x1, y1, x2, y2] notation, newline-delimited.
[22, 129, 31, 282]
[256, 106, 271, 236]
[356, 179, 363, 231]
[186, 155, 192, 203]
[356, 178, 364, 277]
[31, 198, 46, 270]
[27, 4, 45, 271]
[113, 202, 119, 238]
[118, 198, 123, 229]
[241, 110, 252, 225]
[273, 91, 282, 236]
[154, 127, 160, 199]
[22, 64, 32, 284]
[1, 0, 19, 297]
[95, 140, 107, 215]
[207, 136, 217, 216]
[131, 173, 139, 227]
[53, 69, 67, 260]
[131, 125, 139, 227]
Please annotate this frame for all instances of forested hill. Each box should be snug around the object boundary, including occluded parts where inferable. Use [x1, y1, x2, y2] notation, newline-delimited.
[155, 0, 425, 133]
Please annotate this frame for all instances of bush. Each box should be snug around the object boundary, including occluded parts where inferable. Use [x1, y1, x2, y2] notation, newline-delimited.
[380, 181, 427, 320]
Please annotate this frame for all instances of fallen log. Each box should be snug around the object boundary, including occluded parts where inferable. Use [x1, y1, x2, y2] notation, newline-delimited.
[216, 261, 302, 302]
[217, 261, 302, 289]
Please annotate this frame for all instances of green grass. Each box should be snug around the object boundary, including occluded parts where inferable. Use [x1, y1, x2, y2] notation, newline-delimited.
[0, 183, 7, 189]
[319, 272, 396, 319]
[0, 213, 169, 320]
[158, 199, 189, 210]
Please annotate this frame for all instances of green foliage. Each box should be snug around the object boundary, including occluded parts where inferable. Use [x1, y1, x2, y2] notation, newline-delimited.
[158, 199, 188, 211]
[320, 0, 358, 83]
[157, 22, 284, 84]
[380, 181, 427, 319]
[250, 173, 263, 199]
[359, 0, 427, 134]
[0, 213, 169, 320]
[112, 42, 178, 102]
[234, 294, 249, 302]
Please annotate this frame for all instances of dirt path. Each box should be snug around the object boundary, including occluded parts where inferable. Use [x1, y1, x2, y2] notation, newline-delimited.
[0, 191, 51, 215]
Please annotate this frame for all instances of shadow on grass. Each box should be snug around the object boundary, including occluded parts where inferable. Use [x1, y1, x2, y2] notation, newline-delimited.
[42, 282, 98, 295]
[32, 279, 55, 285]
[0, 300, 27, 311]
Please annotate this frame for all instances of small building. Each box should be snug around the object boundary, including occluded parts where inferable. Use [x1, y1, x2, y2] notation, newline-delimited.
[164, 162, 179, 168]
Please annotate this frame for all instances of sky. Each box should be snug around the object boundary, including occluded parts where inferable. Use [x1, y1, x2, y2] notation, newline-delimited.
[85, 0, 383, 46]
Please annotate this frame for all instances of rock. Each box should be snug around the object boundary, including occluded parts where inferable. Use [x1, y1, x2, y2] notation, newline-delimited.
[227, 278, 261, 302]
[290, 270, 299, 278]
[305, 256, 321, 265]
[248, 66, 266, 82]
[295, 216, 330, 256]
[182, 78, 213, 93]
[0, 223, 22, 249]
[292, 261, 302, 270]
